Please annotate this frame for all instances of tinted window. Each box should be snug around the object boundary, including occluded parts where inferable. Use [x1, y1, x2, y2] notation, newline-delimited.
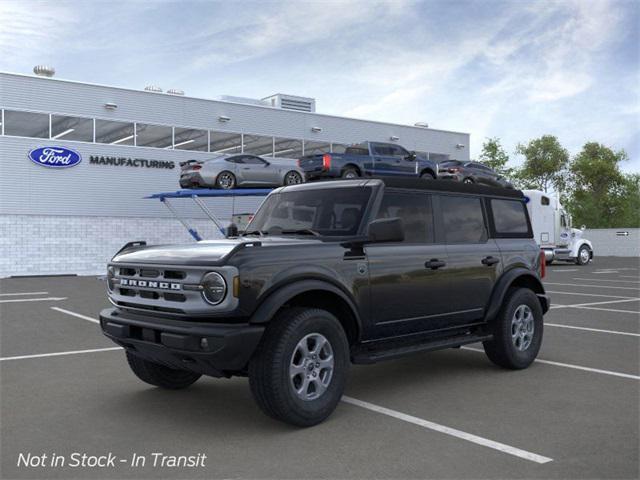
[174, 127, 208, 151]
[441, 195, 487, 243]
[376, 191, 433, 243]
[95, 119, 134, 145]
[247, 187, 372, 237]
[211, 131, 242, 154]
[491, 199, 529, 234]
[242, 156, 266, 165]
[136, 123, 172, 148]
[51, 114, 93, 142]
[541, 196, 550, 206]
[226, 156, 244, 164]
[345, 147, 369, 156]
[4, 110, 49, 138]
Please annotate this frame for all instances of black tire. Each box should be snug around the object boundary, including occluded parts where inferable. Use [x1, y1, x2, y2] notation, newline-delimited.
[216, 171, 236, 189]
[249, 307, 349, 427]
[125, 351, 201, 389]
[576, 245, 591, 265]
[284, 170, 303, 186]
[341, 167, 360, 179]
[482, 288, 543, 370]
[420, 171, 436, 180]
[545, 259, 553, 266]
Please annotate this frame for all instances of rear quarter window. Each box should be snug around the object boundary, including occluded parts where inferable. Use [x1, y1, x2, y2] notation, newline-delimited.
[490, 199, 532, 237]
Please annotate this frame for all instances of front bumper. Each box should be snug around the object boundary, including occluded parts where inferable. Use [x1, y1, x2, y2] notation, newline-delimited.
[100, 307, 264, 377]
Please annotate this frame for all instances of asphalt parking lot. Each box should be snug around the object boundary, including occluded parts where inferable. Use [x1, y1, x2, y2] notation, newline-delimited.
[1, 256, 638, 479]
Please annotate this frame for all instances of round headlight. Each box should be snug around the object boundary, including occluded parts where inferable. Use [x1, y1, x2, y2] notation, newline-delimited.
[106, 266, 115, 292]
[201, 272, 227, 305]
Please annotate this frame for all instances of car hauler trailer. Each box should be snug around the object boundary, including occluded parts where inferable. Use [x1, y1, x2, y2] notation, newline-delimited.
[523, 190, 593, 265]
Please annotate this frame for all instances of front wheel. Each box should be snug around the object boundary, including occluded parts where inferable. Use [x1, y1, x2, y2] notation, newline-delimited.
[126, 352, 201, 389]
[420, 171, 436, 180]
[576, 245, 591, 265]
[482, 288, 543, 369]
[249, 307, 349, 427]
[216, 171, 236, 189]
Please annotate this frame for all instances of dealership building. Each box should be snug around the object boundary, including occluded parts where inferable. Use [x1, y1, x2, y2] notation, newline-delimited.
[0, 69, 470, 277]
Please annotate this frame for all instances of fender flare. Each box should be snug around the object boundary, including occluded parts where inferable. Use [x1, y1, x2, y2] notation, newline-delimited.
[249, 278, 362, 333]
[485, 268, 548, 322]
[419, 167, 436, 179]
[571, 239, 593, 258]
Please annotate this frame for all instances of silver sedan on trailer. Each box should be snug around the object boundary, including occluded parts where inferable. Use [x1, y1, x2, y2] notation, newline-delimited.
[179, 154, 305, 189]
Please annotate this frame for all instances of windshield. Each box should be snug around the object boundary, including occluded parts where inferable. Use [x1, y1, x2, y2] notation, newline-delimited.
[245, 187, 372, 237]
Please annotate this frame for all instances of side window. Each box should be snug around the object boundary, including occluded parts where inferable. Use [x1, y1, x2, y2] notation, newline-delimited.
[541, 196, 550, 206]
[226, 156, 243, 164]
[389, 145, 409, 158]
[440, 195, 487, 243]
[372, 144, 392, 156]
[491, 199, 530, 235]
[242, 156, 266, 165]
[375, 191, 433, 243]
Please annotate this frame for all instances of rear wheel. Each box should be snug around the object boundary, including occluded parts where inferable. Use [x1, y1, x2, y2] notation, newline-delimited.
[576, 245, 591, 265]
[284, 170, 303, 186]
[249, 307, 349, 427]
[463, 177, 474, 184]
[216, 171, 236, 189]
[482, 288, 543, 369]
[420, 171, 436, 180]
[341, 167, 359, 179]
[125, 352, 201, 389]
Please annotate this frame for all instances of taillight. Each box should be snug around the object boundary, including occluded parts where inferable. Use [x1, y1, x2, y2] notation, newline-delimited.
[192, 165, 202, 170]
[297, 159, 301, 167]
[539, 250, 546, 279]
[448, 167, 460, 173]
[322, 154, 332, 171]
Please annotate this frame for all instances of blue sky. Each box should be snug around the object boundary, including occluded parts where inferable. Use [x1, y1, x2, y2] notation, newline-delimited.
[1, 0, 638, 171]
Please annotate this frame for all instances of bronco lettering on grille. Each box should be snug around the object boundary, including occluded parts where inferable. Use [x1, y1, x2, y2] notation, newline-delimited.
[119, 278, 181, 290]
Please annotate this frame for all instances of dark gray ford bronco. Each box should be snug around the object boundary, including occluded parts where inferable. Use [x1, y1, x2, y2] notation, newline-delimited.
[100, 178, 549, 426]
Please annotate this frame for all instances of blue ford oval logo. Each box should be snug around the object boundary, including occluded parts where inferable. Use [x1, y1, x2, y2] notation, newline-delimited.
[28, 146, 82, 168]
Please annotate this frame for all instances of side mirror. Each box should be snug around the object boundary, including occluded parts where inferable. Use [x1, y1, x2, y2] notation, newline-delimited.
[581, 225, 586, 231]
[367, 217, 404, 243]
[406, 151, 417, 161]
[226, 223, 239, 238]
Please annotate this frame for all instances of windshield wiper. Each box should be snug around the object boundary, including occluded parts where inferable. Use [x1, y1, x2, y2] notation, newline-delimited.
[280, 229, 321, 237]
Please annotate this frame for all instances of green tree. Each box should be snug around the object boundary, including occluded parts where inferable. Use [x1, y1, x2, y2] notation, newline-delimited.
[479, 137, 512, 176]
[566, 142, 638, 228]
[515, 135, 569, 193]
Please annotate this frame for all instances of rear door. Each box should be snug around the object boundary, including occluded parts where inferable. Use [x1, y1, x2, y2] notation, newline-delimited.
[437, 194, 502, 325]
[365, 189, 451, 339]
[371, 143, 403, 177]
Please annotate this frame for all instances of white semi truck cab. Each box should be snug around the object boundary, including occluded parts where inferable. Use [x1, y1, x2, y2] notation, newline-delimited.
[523, 190, 594, 265]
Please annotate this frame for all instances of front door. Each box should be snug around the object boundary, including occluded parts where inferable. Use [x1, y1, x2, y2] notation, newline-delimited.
[238, 155, 272, 185]
[436, 194, 502, 326]
[366, 190, 452, 339]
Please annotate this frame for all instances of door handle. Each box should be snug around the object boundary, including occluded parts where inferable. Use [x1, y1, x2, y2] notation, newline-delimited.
[482, 256, 500, 266]
[425, 259, 446, 270]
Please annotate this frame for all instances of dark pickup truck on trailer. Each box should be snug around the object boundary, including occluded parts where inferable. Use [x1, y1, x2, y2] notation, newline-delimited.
[298, 141, 439, 181]
[100, 178, 549, 426]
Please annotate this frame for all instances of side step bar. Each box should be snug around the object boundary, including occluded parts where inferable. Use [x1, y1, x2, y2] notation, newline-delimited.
[352, 333, 492, 364]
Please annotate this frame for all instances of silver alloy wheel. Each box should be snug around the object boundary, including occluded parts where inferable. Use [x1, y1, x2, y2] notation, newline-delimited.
[217, 172, 235, 189]
[579, 247, 590, 264]
[289, 333, 334, 401]
[344, 171, 357, 179]
[285, 171, 303, 185]
[463, 177, 474, 184]
[511, 304, 534, 351]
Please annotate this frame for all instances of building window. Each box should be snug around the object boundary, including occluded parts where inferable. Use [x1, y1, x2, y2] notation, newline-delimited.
[50, 114, 93, 142]
[135, 123, 173, 148]
[95, 119, 135, 145]
[3, 110, 49, 138]
[243, 134, 274, 156]
[210, 131, 243, 154]
[173, 127, 208, 151]
[273, 137, 303, 159]
[303, 140, 331, 155]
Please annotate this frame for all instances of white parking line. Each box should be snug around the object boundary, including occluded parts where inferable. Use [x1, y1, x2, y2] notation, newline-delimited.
[342, 396, 553, 464]
[549, 269, 579, 272]
[550, 298, 640, 309]
[0, 347, 122, 362]
[545, 323, 640, 337]
[0, 297, 67, 304]
[544, 282, 640, 291]
[0, 291, 49, 296]
[593, 271, 619, 274]
[51, 307, 99, 324]
[573, 278, 640, 284]
[546, 290, 637, 299]
[462, 347, 640, 380]
[570, 306, 639, 315]
[621, 275, 640, 279]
